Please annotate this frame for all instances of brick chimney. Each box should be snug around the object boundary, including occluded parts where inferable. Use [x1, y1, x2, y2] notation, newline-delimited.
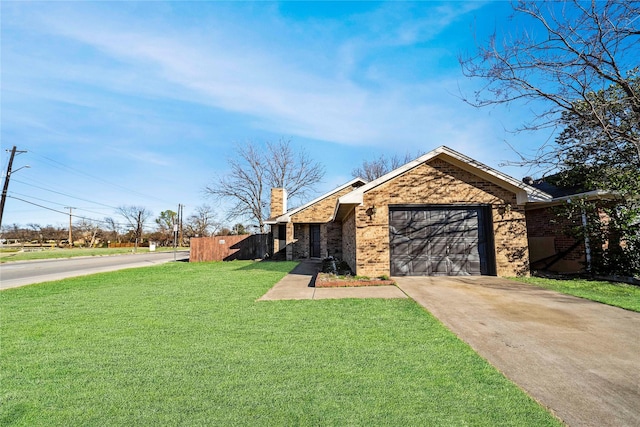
[270, 188, 287, 219]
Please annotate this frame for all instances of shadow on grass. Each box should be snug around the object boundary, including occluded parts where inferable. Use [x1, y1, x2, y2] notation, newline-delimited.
[235, 260, 299, 273]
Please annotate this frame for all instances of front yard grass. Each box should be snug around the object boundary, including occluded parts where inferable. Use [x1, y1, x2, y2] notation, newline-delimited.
[513, 276, 640, 312]
[1, 261, 560, 426]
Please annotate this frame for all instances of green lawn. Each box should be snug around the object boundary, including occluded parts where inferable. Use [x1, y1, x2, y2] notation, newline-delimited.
[513, 276, 640, 312]
[0, 247, 184, 263]
[1, 261, 560, 426]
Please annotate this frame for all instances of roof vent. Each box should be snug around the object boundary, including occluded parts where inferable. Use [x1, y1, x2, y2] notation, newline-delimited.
[522, 176, 535, 185]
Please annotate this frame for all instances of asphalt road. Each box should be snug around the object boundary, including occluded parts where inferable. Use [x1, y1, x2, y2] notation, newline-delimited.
[0, 251, 190, 290]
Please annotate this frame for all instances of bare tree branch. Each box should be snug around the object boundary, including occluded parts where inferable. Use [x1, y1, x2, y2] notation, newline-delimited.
[459, 0, 640, 165]
[185, 205, 219, 238]
[352, 151, 422, 181]
[117, 206, 151, 251]
[205, 139, 325, 232]
[265, 139, 325, 200]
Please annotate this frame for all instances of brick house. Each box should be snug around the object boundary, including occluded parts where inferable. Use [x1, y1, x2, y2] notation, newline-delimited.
[525, 181, 618, 274]
[266, 178, 367, 261]
[268, 146, 553, 277]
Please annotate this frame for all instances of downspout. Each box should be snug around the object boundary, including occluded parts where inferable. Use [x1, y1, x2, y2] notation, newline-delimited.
[581, 208, 592, 273]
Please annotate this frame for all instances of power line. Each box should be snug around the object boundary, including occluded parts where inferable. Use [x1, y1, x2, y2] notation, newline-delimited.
[7, 195, 73, 218]
[12, 178, 119, 210]
[4, 148, 185, 229]
[6, 196, 129, 228]
[8, 191, 127, 224]
[8, 191, 68, 207]
[26, 148, 175, 205]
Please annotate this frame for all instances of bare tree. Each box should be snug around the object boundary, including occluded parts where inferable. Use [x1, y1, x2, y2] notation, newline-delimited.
[26, 223, 43, 244]
[185, 205, 219, 238]
[205, 139, 325, 232]
[218, 227, 233, 236]
[74, 218, 101, 248]
[117, 206, 151, 251]
[1, 223, 30, 243]
[37, 225, 67, 246]
[265, 139, 325, 200]
[459, 0, 640, 166]
[352, 152, 421, 181]
[104, 217, 120, 244]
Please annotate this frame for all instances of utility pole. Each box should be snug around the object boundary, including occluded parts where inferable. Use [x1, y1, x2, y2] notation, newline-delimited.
[0, 146, 28, 229]
[173, 214, 178, 261]
[178, 203, 184, 247]
[65, 207, 75, 247]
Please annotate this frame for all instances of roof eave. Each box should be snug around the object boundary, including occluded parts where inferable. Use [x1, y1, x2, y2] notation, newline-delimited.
[331, 191, 364, 221]
[264, 214, 290, 225]
[526, 189, 619, 209]
[331, 202, 360, 222]
[283, 177, 367, 219]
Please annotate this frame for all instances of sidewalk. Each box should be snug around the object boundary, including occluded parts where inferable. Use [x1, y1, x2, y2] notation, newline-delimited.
[258, 259, 407, 301]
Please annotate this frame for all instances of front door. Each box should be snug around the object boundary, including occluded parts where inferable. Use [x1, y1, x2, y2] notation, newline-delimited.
[309, 224, 321, 258]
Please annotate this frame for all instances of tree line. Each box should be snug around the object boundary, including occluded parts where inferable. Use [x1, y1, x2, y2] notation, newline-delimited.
[0, 204, 251, 247]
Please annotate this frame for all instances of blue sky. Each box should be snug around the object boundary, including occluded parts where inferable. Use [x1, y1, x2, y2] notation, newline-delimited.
[1, 1, 546, 229]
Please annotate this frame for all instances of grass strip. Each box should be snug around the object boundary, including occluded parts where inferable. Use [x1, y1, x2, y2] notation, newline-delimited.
[1, 261, 560, 426]
[513, 276, 640, 312]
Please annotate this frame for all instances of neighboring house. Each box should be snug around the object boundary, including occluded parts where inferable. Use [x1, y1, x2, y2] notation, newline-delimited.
[268, 146, 553, 277]
[525, 177, 619, 274]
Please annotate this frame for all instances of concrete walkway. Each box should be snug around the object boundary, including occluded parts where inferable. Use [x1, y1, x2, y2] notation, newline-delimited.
[258, 260, 407, 301]
[396, 276, 640, 427]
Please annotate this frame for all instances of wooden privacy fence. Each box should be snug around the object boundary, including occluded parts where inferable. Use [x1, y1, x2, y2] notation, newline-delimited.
[190, 234, 271, 262]
[108, 242, 148, 248]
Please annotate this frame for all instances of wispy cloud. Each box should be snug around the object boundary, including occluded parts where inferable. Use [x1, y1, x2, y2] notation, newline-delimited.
[7, 2, 491, 150]
[2, 1, 541, 227]
[107, 146, 172, 167]
[351, 1, 486, 46]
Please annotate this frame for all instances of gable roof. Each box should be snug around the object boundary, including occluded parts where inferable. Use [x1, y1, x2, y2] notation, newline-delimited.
[333, 145, 553, 220]
[265, 177, 367, 224]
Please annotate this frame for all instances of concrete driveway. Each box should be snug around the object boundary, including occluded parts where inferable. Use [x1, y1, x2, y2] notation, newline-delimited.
[395, 276, 640, 427]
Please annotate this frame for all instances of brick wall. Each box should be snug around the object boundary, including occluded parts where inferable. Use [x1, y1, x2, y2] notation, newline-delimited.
[286, 185, 358, 260]
[285, 222, 294, 260]
[293, 223, 309, 259]
[326, 222, 342, 258]
[353, 158, 529, 277]
[341, 209, 357, 272]
[526, 206, 585, 273]
[270, 188, 286, 219]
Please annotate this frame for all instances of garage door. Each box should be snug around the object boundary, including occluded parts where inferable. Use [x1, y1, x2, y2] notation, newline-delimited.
[389, 206, 494, 276]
